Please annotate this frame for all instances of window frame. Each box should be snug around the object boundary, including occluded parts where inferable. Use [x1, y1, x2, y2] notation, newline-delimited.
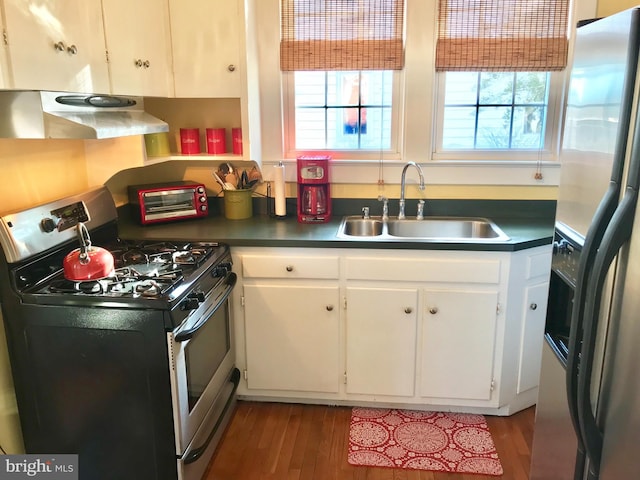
[432, 70, 565, 161]
[282, 69, 405, 161]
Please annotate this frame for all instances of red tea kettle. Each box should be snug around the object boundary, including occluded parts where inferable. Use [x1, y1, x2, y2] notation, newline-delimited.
[63, 223, 115, 281]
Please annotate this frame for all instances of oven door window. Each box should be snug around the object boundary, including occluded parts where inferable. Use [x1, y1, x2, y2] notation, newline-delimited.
[184, 303, 230, 411]
[143, 190, 196, 214]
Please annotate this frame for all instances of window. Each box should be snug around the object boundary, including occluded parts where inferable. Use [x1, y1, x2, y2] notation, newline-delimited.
[286, 70, 397, 154]
[440, 72, 550, 150]
[434, 71, 563, 159]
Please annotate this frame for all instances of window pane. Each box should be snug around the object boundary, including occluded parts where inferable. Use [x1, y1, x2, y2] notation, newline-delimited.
[479, 73, 514, 105]
[360, 107, 391, 149]
[296, 108, 326, 149]
[515, 73, 547, 104]
[444, 72, 478, 104]
[512, 106, 544, 148]
[442, 107, 476, 149]
[476, 107, 511, 149]
[294, 72, 326, 106]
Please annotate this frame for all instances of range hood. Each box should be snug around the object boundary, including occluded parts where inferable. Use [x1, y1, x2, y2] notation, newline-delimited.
[0, 91, 169, 139]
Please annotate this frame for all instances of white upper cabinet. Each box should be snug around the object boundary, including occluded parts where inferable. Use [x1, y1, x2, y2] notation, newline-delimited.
[169, 0, 243, 98]
[2, 0, 110, 93]
[101, 0, 174, 97]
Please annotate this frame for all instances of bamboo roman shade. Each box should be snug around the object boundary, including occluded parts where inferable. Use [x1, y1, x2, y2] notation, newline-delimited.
[280, 0, 405, 71]
[436, 0, 570, 71]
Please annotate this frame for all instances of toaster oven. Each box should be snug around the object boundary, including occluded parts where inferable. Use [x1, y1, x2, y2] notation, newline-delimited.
[128, 181, 209, 225]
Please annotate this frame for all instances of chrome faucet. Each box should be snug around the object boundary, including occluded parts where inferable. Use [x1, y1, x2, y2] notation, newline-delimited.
[398, 162, 425, 219]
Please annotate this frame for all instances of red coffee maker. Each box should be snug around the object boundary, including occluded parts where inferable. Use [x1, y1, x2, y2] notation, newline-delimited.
[297, 156, 331, 223]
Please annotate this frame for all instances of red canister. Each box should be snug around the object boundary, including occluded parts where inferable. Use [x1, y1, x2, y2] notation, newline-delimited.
[206, 128, 226, 155]
[180, 128, 201, 155]
[232, 128, 243, 155]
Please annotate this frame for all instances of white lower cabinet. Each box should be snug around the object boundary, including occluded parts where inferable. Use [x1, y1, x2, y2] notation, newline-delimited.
[233, 245, 551, 415]
[420, 288, 498, 401]
[345, 287, 418, 397]
[243, 284, 340, 393]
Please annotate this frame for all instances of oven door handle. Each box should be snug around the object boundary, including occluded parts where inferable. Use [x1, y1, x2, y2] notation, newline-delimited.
[174, 272, 237, 342]
[183, 367, 241, 465]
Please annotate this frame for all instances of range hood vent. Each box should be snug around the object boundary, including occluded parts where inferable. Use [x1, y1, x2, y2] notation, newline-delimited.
[0, 91, 168, 139]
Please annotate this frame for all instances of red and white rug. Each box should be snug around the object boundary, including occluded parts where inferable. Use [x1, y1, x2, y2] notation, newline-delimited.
[348, 407, 504, 476]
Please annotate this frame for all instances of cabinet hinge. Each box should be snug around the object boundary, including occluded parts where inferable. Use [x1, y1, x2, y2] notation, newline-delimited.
[490, 378, 496, 391]
[105, 50, 109, 63]
[343, 372, 347, 384]
[496, 303, 502, 315]
[2, 29, 8, 46]
[241, 295, 245, 307]
[243, 369, 248, 381]
[343, 296, 347, 310]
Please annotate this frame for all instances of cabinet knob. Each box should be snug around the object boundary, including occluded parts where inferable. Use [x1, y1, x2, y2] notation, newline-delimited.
[530, 303, 538, 310]
[134, 59, 143, 68]
[404, 307, 413, 314]
[285, 265, 294, 272]
[326, 305, 334, 311]
[227, 64, 236, 72]
[429, 307, 438, 315]
[143, 60, 150, 68]
[67, 44, 78, 55]
[54, 41, 66, 52]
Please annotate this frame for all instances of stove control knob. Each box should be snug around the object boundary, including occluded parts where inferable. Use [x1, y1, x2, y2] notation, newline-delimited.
[212, 262, 232, 278]
[180, 297, 200, 311]
[40, 217, 57, 233]
[192, 291, 205, 302]
[200, 205, 207, 211]
[199, 196, 207, 203]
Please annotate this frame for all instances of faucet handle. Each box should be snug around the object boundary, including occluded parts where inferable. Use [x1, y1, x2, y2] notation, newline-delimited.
[417, 200, 425, 220]
[378, 196, 389, 220]
[362, 206, 370, 219]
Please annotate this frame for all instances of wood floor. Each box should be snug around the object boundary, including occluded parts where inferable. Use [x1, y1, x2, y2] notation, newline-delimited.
[204, 401, 536, 480]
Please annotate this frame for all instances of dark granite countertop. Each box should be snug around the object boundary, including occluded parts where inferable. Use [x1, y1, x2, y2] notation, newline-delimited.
[117, 198, 556, 252]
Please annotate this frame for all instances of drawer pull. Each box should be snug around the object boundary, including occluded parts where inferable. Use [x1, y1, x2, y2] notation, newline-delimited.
[530, 303, 538, 310]
[285, 265, 294, 272]
[404, 307, 413, 314]
[429, 307, 438, 315]
[326, 305, 334, 311]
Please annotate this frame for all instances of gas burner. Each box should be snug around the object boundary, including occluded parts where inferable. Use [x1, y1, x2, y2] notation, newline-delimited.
[49, 279, 104, 294]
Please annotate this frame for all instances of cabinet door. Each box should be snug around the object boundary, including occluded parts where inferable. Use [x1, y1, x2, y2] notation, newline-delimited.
[516, 282, 550, 393]
[243, 284, 340, 393]
[421, 288, 498, 401]
[3, 0, 109, 93]
[169, 0, 242, 98]
[101, 0, 173, 97]
[346, 287, 418, 397]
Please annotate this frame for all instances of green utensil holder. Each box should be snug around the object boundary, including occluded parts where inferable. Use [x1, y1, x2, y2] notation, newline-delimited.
[224, 189, 253, 219]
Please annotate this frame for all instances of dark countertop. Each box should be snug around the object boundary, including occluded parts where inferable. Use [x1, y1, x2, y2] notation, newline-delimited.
[117, 198, 556, 252]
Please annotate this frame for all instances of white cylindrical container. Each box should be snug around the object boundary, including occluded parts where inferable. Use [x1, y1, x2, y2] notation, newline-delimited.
[274, 162, 286, 217]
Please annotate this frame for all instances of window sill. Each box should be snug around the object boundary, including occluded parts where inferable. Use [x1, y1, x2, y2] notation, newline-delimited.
[261, 158, 560, 186]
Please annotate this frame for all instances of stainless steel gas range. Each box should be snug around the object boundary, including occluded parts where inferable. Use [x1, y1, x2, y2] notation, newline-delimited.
[0, 187, 239, 480]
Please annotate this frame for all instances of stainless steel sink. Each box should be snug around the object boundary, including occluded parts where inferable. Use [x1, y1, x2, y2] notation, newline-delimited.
[337, 215, 510, 242]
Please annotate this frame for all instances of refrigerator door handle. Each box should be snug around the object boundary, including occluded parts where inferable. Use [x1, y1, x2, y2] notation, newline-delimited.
[565, 186, 619, 480]
[578, 187, 638, 479]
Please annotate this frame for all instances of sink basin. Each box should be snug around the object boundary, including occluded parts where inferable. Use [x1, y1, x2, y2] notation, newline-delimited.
[337, 216, 510, 242]
[340, 217, 384, 236]
[387, 217, 508, 240]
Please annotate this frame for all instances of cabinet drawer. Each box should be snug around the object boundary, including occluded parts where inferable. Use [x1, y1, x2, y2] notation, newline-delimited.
[526, 251, 552, 280]
[345, 256, 501, 284]
[241, 255, 339, 279]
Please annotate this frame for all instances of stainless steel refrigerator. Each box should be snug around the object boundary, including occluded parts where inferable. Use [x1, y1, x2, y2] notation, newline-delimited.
[530, 7, 640, 480]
